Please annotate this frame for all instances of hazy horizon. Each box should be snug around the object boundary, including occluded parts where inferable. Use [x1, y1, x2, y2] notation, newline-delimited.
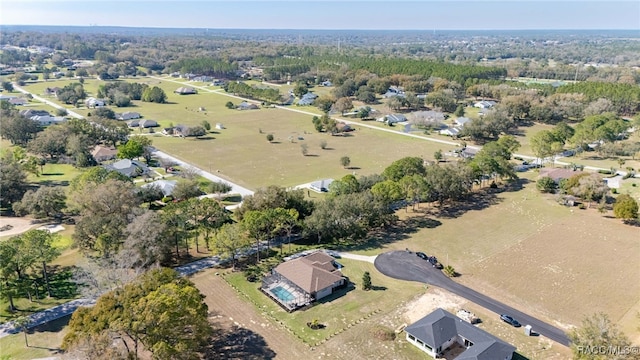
[1, 1, 639, 31]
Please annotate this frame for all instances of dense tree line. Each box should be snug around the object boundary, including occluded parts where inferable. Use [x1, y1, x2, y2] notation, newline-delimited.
[168, 57, 238, 78]
[556, 82, 640, 115]
[224, 81, 282, 103]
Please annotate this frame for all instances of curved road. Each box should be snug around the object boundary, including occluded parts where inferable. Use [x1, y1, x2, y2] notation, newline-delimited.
[374, 250, 571, 347]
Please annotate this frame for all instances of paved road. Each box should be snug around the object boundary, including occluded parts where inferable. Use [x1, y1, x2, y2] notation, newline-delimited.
[13, 85, 84, 119]
[374, 250, 571, 347]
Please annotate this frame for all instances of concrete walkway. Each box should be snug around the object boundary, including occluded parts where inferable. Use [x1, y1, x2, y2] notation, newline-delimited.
[337, 252, 377, 264]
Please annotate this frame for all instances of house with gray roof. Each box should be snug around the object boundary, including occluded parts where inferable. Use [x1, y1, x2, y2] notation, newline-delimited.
[473, 100, 497, 109]
[116, 111, 141, 121]
[142, 179, 177, 196]
[297, 92, 318, 106]
[174, 86, 197, 95]
[405, 308, 515, 360]
[378, 113, 407, 124]
[104, 159, 149, 178]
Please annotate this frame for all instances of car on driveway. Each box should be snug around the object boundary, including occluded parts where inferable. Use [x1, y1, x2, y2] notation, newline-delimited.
[416, 252, 428, 260]
[500, 314, 521, 327]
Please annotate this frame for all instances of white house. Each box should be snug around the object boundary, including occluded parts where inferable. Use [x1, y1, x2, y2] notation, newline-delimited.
[30, 115, 66, 126]
[85, 97, 106, 108]
[439, 127, 460, 136]
[116, 111, 141, 121]
[454, 117, 472, 127]
[473, 100, 497, 109]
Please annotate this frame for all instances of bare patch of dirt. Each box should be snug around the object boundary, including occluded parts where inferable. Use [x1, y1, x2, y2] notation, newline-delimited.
[0, 217, 37, 237]
[401, 288, 467, 324]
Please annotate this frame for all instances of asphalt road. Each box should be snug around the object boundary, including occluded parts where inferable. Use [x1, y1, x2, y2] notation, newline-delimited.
[374, 250, 571, 347]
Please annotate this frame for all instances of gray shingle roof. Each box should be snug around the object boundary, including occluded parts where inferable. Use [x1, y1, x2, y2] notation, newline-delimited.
[405, 308, 515, 360]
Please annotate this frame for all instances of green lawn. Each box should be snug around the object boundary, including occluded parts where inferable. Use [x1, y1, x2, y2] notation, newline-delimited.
[28, 163, 84, 187]
[0, 316, 68, 360]
[224, 258, 424, 346]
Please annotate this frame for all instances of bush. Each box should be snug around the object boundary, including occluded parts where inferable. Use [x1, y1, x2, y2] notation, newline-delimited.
[266, 134, 274, 142]
[362, 271, 372, 291]
[307, 319, 324, 330]
[443, 265, 457, 277]
[320, 140, 328, 150]
[537, 176, 556, 193]
[578, 203, 587, 210]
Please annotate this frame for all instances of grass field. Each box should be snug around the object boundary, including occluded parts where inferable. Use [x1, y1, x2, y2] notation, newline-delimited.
[343, 176, 640, 341]
[0, 316, 68, 360]
[27, 163, 84, 186]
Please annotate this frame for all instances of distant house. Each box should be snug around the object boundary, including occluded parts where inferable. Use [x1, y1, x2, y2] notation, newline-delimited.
[29, 115, 66, 126]
[473, 100, 497, 109]
[104, 159, 149, 178]
[163, 124, 190, 137]
[310, 179, 334, 192]
[297, 92, 318, 106]
[439, 127, 460, 137]
[116, 111, 141, 121]
[281, 95, 295, 106]
[378, 113, 407, 124]
[192, 75, 213, 83]
[321, 80, 333, 87]
[8, 97, 27, 105]
[410, 110, 445, 123]
[211, 79, 225, 86]
[237, 101, 259, 110]
[336, 122, 353, 132]
[44, 87, 61, 96]
[454, 117, 472, 127]
[261, 251, 346, 311]
[174, 86, 197, 95]
[20, 109, 50, 118]
[538, 168, 585, 183]
[91, 145, 118, 163]
[142, 180, 178, 196]
[85, 97, 106, 108]
[215, 123, 225, 130]
[405, 308, 515, 360]
[128, 119, 158, 128]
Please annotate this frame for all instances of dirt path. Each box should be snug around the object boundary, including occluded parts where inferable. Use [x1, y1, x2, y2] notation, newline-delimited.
[190, 270, 313, 359]
[0, 217, 38, 237]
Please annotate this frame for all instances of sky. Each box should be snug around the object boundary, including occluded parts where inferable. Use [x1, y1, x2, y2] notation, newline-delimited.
[1, 0, 639, 31]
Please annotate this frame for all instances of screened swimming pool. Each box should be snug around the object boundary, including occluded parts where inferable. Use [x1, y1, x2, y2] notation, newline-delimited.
[271, 286, 295, 302]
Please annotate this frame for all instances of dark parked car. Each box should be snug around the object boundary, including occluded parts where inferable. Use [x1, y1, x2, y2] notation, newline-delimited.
[500, 314, 521, 327]
[416, 252, 428, 260]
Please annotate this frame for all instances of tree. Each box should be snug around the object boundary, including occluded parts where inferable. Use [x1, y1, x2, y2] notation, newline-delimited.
[266, 133, 274, 142]
[329, 174, 361, 196]
[172, 179, 202, 200]
[0, 154, 29, 208]
[333, 97, 353, 115]
[13, 186, 66, 218]
[571, 174, 608, 208]
[454, 104, 465, 117]
[569, 312, 634, 360]
[241, 210, 274, 262]
[225, 101, 235, 109]
[208, 181, 232, 200]
[434, 149, 443, 162]
[19, 229, 61, 297]
[362, 271, 372, 290]
[0, 113, 41, 146]
[613, 194, 638, 223]
[212, 223, 249, 270]
[236, 185, 313, 221]
[293, 83, 308, 98]
[1, 81, 14, 92]
[201, 120, 211, 131]
[123, 210, 171, 267]
[536, 177, 557, 193]
[340, 156, 351, 169]
[63, 268, 212, 360]
[92, 107, 116, 120]
[371, 180, 404, 206]
[72, 179, 140, 257]
[14, 316, 31, 347]
[382, 157, 426, 181]
[141, 86, 167, 103]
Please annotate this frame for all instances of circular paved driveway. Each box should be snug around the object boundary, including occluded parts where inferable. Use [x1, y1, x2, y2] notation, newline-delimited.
[374, 250, 571, 346]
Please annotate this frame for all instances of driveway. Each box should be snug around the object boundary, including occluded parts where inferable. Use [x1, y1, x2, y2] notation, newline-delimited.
[374, 250, 571, 346]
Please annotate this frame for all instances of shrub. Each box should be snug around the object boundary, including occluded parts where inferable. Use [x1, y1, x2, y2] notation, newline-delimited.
[578, 203, 587, 210]
[362, 271, 372, 291]
[443, 265, 457, 277]
[537, 176, 556, 193]
[320, 140, 328, 150]
[266, 134, 274, 142]
[598, 169, 612, 175]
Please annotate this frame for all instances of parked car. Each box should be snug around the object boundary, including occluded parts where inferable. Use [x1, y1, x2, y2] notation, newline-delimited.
[500, 314, 521, 327]
[416, 252, 428, 260]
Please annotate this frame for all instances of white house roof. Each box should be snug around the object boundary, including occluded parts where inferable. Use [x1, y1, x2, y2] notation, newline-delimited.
[455, 117, 472, 126]
[142, 180, 177, 196]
